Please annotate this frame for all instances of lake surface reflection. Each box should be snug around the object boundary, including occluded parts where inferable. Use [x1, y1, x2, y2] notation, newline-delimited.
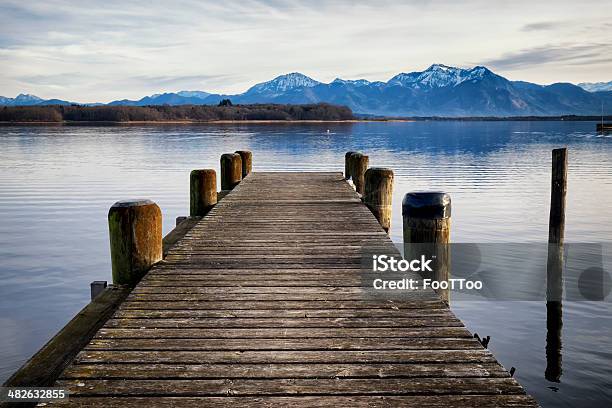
[0, 121, 611, 406]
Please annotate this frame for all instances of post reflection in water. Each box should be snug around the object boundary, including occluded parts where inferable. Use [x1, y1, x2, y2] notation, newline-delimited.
[545, 243, 563, 383]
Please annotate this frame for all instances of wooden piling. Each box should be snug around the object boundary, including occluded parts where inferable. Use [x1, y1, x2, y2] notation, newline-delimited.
[90, 281, 107, 301]
[363, 167, 394, 232]
[348, 152, 360, 183]
[190, 169, 217, 216]
[344, 151, 357, 179]
[351, 153, 369, 195]
[108, 199, 162, 286]
[549, 148, 567, 244]
[402, 192, 451, 303]
[546, 147, 567, 382]
[220, 153, 242, 190]
[176, 216, 187, 226]
[235, 150, 253, 178]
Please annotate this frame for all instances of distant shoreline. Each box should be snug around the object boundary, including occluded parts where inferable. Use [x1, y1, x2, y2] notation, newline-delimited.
[0, 116, 609, 125]
[2, 104, 610, 124]
[0, 119, 412, 125]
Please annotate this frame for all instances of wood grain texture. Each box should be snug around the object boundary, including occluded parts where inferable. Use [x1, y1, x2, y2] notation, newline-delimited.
[53, 172, 538, 407]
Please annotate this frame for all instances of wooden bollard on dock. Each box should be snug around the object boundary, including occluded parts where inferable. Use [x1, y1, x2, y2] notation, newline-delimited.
[220, 153, 242, 190]
[363, 167, 394, 232]
[235, 150, 253, 178]
[345, 151, 357, 179]
[351, 153, 369, 195]
[108, 199, 162, 286]
[402, 192, 451, 303]
[190, 169, 217, 216]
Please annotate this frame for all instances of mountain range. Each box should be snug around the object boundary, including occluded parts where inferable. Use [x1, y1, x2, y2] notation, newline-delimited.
[2, 64, 611, 117]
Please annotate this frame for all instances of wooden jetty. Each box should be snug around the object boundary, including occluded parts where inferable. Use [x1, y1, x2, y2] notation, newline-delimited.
[6, 152, 539, 407]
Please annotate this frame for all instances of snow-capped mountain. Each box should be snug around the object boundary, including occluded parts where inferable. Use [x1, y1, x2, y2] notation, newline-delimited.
[109, 91, 211, 106]
[14, 94, 44, 105]
[388, 64, 495, 89]
[176, 90, 210, 99]
[244, 73, 321, 96]
[3, 65, 612, 116]
[331, 78, 376, 87]
[0, 94, 44, 106]
[0, 93, 70, 106]
[577, 81, 612, 92]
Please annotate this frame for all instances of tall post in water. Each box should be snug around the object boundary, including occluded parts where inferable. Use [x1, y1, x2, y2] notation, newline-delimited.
[363, 168, 394, 232]
[402, 192, 451, 303]
[549, 148, 567, 244]
[190, 169, 217, 216]
[108, 199, 162, 286]
[220, 153, 242, 190]
[546, 147, 567, 382]
[351, 153, 369, 195]
[235, 150, 253, 178]
[345, 151, 357, 179]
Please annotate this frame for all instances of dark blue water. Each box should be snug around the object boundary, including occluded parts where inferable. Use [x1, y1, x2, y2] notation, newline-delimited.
[0, 121, 611, 406]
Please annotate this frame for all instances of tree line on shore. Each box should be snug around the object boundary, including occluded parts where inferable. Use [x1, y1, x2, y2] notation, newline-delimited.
[0, 103, 354, 122]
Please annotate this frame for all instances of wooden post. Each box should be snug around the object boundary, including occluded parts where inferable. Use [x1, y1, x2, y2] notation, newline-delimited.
[90, 281, 107, 301]
[108, 199, 162, 286]
[220, 153, 242, 190]
[351, 153, 369, 195]
[546, 147, 567, 382]
[235, 150, 253, 178]
[345, 151, 357, 179]
[190, 169, 217, 216]
[402, 192, 451, 303]
[363, 167, 393, 232]
[549, 148, 567, 244]
[348, 152, 360, 183]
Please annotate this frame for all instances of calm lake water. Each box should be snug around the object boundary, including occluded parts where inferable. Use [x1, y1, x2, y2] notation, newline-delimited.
[0, 122, 611, 406]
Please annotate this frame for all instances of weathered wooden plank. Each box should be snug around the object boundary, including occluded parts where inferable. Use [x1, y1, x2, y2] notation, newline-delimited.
[57, 377, 525, 396]
[74, 350, 496, 364]
[113, 308, 455, 318]
[61, 362, 510, 379]
[119, 300, 448, 310]
[47, 395, 539, 408]
[131, 286, 410, 294]
[48, 395, 539, 408]
[95, 327, 473, 339]
[84, 337, 481, 351]
[125, 293, 437, 302]
[104, 317, 463, 329]
[139, 280, 367, 287]
[146, 268, 378, 275]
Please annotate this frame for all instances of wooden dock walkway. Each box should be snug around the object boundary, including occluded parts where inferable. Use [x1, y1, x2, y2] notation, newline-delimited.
[50, 172, 538, 407]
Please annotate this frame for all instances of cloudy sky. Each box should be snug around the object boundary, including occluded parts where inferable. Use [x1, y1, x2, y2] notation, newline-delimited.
[1, 0, 611, 103]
